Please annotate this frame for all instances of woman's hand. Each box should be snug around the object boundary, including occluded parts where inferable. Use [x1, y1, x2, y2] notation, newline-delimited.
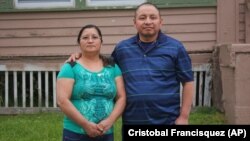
[83, 122, 103, 138]
[97, 118, 113, 135]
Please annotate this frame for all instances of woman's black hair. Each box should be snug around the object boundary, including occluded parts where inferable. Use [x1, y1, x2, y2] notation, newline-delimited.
[77, 24, 103, 44]
[77, 24, 114, 67]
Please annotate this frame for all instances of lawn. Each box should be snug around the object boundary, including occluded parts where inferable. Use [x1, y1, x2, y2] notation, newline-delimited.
[0, 106, 225, 141]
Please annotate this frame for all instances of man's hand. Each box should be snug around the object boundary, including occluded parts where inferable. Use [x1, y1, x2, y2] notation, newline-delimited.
[175, 115, 189, 125]
[66, 52, 82, 62]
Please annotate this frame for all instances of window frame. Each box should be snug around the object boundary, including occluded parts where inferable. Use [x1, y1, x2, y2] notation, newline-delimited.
[14, 0, 75, 9]
[86, 0, 146, 7]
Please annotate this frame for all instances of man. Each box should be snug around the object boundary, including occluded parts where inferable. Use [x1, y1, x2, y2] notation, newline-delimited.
[112, 2, 194, 125]
[69, 2, 194, 125]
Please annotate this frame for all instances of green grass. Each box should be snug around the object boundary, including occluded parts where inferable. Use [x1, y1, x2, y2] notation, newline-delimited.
[0, 107, 225, 141]
[189, 106, 226, 124]
[0, 112, 63, 141]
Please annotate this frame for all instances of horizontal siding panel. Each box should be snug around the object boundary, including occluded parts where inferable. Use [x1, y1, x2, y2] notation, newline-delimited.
[160, 7, 216, 15]
[0, 17, 134, 29]
[161, 14, 216, 24]
[189, 53, 212, 64]
[0, 37, 78, 47]
[239, 0, 245, 4]
[100, 41, 215, 54]
[0, 45, 79, 56]
[0, 14, 215, 29]
[0, 32, 215, 47]
[0, 41, 214, 57]
[0, 28, 133, 39]
[0, 11, 134, 20]
[102, 42, 214, 55]
[0, 24, 216, 38]
[239, 39, 245, 43]
[239, 22, 245, 41]
[239, 2, 245, 43]
[0, 44, 214, 57]
[101, 41, 215, 54]
[239, 13, 245, 22]
[0, 7, 216, 57]
[0, 8, 215, 20]
[240, 23, 245, 31]
[0, 28, 79, 38]
[239, 3, 246, 13]
[183, 41, 215, 52]
[168, 32, 216, 42]
[239, 31, 245, 41]
[163, 24, 216, 33]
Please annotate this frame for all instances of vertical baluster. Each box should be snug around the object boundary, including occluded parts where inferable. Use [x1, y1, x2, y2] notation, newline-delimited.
[13, 71, 18, 107]
[53, 71, 57, 108]
[193, 72, 197, 107]
[198, 72, 204, 106]
[38, 71, 42, 107]
[30, 71, 33, 107]
[5, 72, 9, 107]
[204, 67, 212, 106]
[22, 71, 26, 107]
[45, 71, 49, 107]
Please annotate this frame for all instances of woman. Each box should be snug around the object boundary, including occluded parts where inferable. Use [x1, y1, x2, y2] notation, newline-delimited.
[56, 24, 126, 141]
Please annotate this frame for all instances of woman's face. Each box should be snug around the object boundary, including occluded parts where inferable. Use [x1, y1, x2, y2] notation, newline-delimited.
[79, 28, 102, 54]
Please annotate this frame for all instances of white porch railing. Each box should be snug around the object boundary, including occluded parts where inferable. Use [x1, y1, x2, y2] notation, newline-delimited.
[0, 63, 212, 114]
[190, 64, 212, 107]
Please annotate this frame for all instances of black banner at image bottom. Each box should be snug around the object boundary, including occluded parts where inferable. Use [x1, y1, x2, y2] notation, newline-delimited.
[123, 125, 250, 141]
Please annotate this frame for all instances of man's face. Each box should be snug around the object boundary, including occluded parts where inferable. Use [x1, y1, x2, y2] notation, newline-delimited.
[134, 5, 162, 41]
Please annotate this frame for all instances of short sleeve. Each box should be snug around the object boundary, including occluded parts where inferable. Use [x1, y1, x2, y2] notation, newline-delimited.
[57, 63, 75, 79]
[113, 64, 122, 78]
[176, 43, 194, 82]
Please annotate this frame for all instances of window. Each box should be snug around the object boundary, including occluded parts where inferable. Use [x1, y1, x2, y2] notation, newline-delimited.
[14, 0, 75, 9]
[86, 0, 146, 7]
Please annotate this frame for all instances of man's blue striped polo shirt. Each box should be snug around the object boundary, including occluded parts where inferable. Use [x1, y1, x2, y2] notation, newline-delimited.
[111, 31, 194, 125]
